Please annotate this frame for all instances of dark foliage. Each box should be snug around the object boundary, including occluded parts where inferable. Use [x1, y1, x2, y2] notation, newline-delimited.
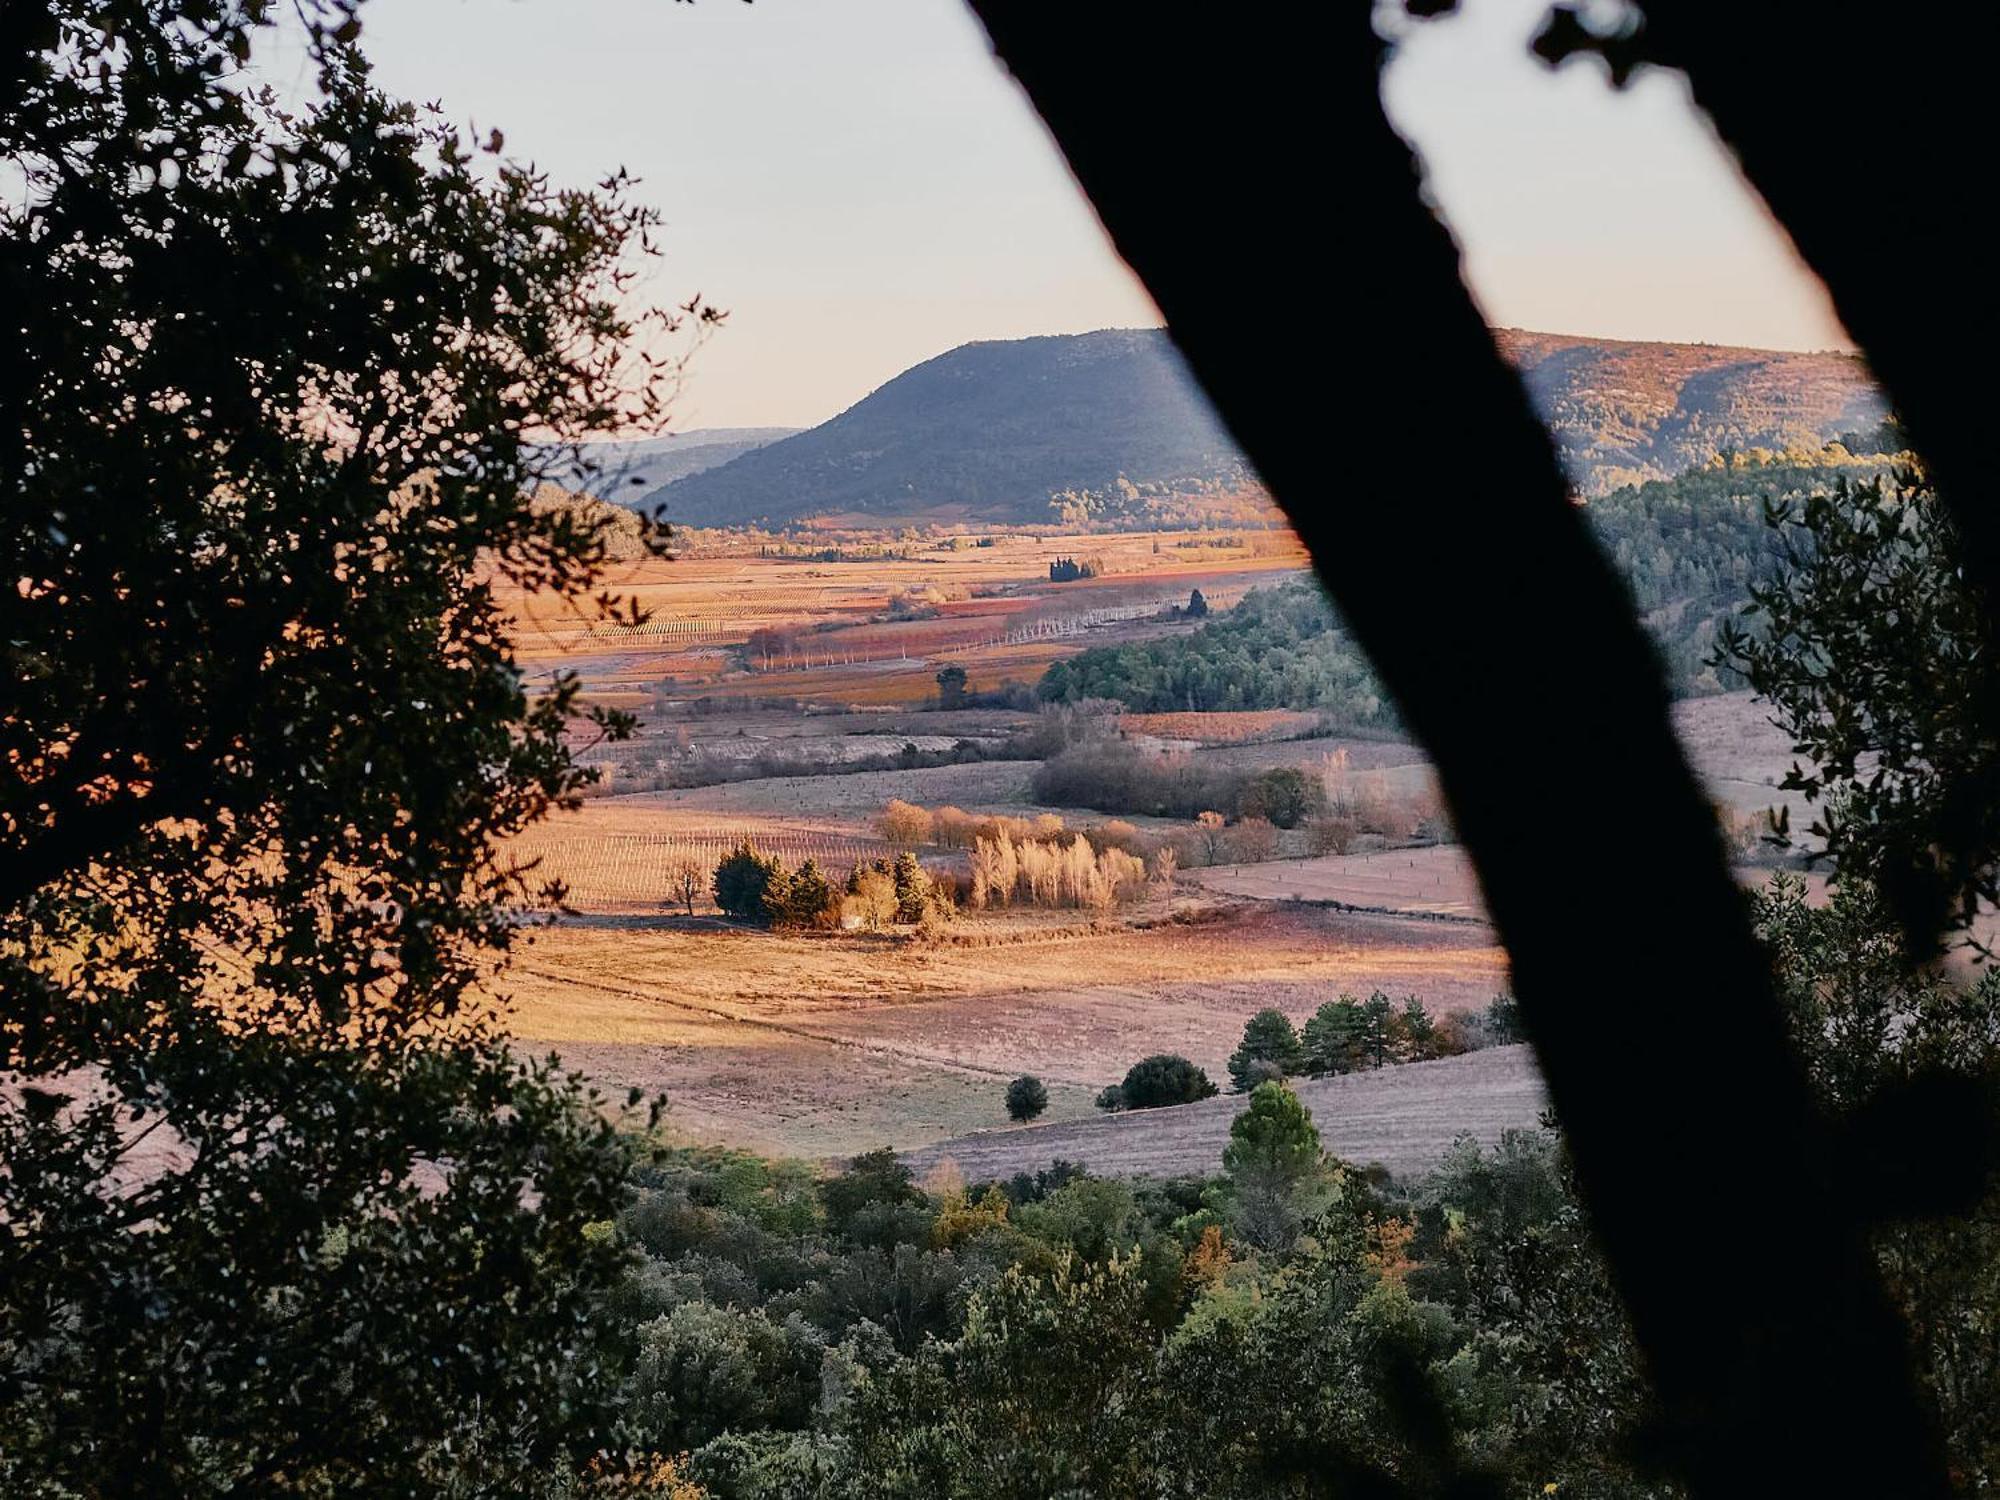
[713, 842, 784, 923]
[1227, 1009, 1306, 1091]
[1718, 468, 2000, 952]
[0, 2, 694, 1489]
[1030, 738, 1249, 820]
[1005, 1075, 1050, 1123]
[1039, 582, 1391, 722]
[591, 1129, 1675, 1498]
[1117, 1054, 1220, 1110]
[1239, 766, 1327, 829]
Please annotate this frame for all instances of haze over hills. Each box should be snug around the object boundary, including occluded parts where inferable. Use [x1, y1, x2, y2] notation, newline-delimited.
[641, 327, 1889, 528]
[544, 426, 798, 500]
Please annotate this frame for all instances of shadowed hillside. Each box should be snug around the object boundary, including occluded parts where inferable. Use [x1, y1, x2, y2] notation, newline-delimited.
[646, 328, 1245, 526]
[1496, 328, 1888, 495]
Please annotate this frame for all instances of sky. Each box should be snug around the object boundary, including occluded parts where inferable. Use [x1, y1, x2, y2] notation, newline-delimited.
[352, 0, 1850, 431]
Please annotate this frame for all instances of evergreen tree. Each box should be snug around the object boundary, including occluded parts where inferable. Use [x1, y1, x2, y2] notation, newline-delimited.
[1005, 1075, 1050, 1122]
[1228, 1009, 1306, 1091]
[1117, 1054, 1218, 1109]
[1303, 998, 1367, 1075]
[1223, 1082, 1330, 1250]
[784, 857, 836, 927]
[936, 663, 969, 709]
[892, 851, 933, 923]
[715, 842, 784, 922]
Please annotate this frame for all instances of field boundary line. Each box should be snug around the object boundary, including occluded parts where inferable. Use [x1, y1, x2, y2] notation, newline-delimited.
[512, 963, 1031, 1083]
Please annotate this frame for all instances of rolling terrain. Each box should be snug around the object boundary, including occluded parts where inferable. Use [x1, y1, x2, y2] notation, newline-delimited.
[903, 1045, 1546, 1183]
[639, 326, 1888, 527]
[540, 425, 798, 498]
[1496, 328, 1888, 495]
[645, 329, 1244, 527]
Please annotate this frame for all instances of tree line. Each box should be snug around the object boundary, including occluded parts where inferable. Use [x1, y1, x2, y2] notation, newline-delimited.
[1035, 450, 1918, 715]
[1038, 581, 1394, 721]
[710, 843, 953, 933]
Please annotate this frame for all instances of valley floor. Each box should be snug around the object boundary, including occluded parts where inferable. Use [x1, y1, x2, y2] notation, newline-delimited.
[491, 515, 1823, 1177]
[499, 899, 1510, 1160]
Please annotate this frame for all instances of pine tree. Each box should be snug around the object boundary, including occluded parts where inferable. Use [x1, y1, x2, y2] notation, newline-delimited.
[1228, 1008, 1306, 1090]
[892, 851, 932, 923]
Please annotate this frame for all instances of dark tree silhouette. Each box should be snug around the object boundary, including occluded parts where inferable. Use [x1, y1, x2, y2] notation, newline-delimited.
[1005, 1075, 1050, 1122]
[0, 4, 703, 1487]
[972, 4, 1957, 1493]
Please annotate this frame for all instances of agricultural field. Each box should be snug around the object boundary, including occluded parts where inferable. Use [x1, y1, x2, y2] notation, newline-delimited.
[1120, 709, 1324, 745]
[903, 1045, 1547, 1183]
[497, 522, 1311, 705]
[509, 800, 894, 915]
[488, 522, 1832, 1176]
[496, 900, 1512, 1159]
[1187, 844, 1486, 918]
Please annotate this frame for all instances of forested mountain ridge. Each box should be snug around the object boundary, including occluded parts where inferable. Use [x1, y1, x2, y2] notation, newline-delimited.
[645, 328, 1890, 526]
[644, 329, 1245, 527]
[1496, 328, 1888, 496]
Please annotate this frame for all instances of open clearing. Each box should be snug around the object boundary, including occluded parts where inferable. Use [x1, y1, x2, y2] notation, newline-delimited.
[497, 901, 1510, 1160]
[1188, 844, 1485, 917]
[903, 1045, 1547, 1183]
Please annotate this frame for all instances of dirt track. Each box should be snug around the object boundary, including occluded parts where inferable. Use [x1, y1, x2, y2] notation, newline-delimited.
[902, 1044, 1546, 1183]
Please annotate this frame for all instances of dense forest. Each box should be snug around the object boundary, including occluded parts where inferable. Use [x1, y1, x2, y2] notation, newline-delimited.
[597, 1124, 1630, 1497]
[1585, 449, 1907, 691]
[1037, 582, 1392, 723]
[1039, 450, 1912, 713]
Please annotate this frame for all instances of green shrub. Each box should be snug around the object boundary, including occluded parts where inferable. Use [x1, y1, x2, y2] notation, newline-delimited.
[1239, 766, 1327, 829]
[1117, 1054, 1218, 1110]
[771, 856, 836, 928]
[1005, 1075, 1049, 1122]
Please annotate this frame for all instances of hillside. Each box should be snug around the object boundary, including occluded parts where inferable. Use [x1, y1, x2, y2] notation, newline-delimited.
[902, 1046, 1547, 1182]
[1496, 328, 1888, 495]
[645, 328, 1244, 527]
[646, 328, 1890, 527]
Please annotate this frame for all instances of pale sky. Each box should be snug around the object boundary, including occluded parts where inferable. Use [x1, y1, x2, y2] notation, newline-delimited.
[353, 0, 1849, 430]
